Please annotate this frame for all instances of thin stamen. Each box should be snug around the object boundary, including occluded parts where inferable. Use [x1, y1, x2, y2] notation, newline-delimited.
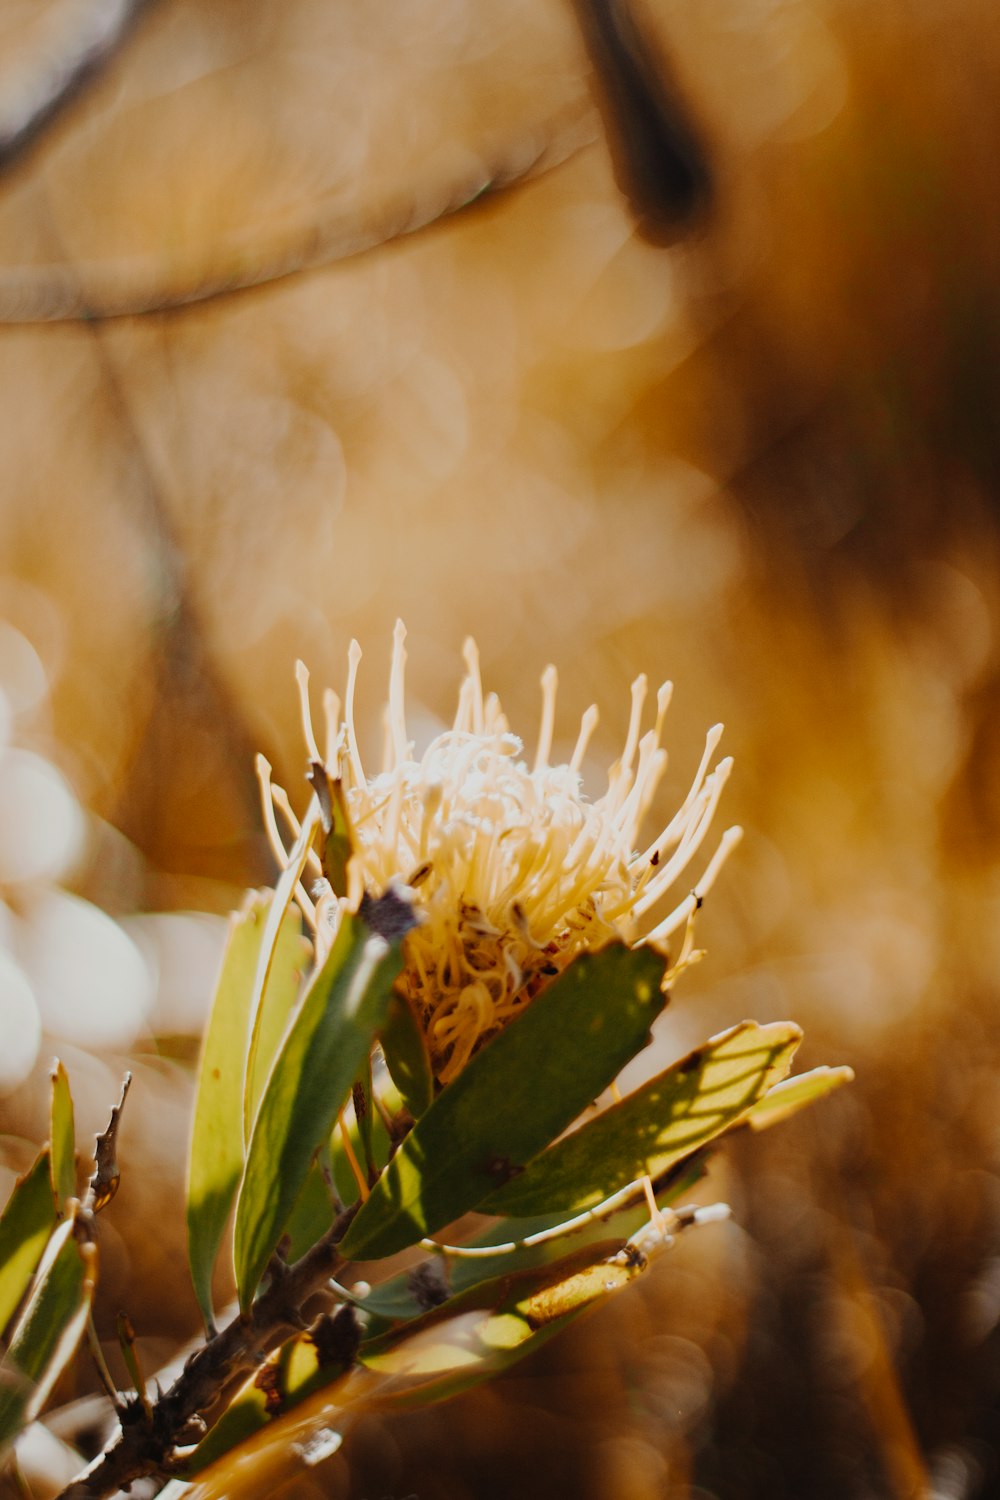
[534, 665, 558, 772]
[569, 704, 599, 774]
[463, 637, 485, 735]
[344, 640, 366, 787]
[295, 660, 322, 765]
[389, 619, 409, 764]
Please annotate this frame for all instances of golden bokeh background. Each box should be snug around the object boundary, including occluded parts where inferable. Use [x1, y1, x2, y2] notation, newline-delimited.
[2, 0, 1000, 1494]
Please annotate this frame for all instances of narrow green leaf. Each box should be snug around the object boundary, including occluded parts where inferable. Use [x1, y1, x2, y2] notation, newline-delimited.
[381, 996, 433, 1119]
[353, 1061, 376, 1183]
[233, 912, 409, 1310]
[0, 1213, 97, 1456]
[339, 943, 668, 1262]
[49, 1063, 76, 1210]
[357, 1237, 646, 1406]
[282, 1153, 337, 1265]
[481, 1020, 803, 1218]
[186, 894, 310, 1330]
[742, 1064, 854, 1131]
[357, 1155, 708, 1331]
[242, 800, 322, 1142]
[180, 1236, 656, 1487]
[0, 1152, 58, 1338]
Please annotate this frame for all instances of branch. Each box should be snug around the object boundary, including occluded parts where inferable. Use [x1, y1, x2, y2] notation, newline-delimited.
[0, 103, 597, 323]
[567, 0, 711, 243]
[54, 1203, 359, 1500]
[0, 0, 158, 175]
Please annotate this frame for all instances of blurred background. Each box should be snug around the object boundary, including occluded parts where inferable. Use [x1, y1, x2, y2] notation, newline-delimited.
[1, 0, 1000, 1494]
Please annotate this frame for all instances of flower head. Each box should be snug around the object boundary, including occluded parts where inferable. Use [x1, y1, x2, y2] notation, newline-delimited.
[261, 623, 740, 1084]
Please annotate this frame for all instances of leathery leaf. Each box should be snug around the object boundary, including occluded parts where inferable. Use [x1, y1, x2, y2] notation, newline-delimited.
[0, 1150, 58, 1338]
[187, 893, 310, 1330]
[339, 943, 668, 1262]
[482, 1019, 803, 1218]
[233, 907, 410, 1310]
[0, 1212, 96, 1456]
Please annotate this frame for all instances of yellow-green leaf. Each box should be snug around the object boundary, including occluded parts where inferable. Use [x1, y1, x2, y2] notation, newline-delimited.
[742, 1064, 854, 1131]
[0, 1152, 58, 1338]
[481, 1020, 803, 1218]
[232, 909, 409, 1310]
[0, 1213, 96, 1457]
[339, 944, 668, 1262]
[179, 1236, 658, 1490]
[48, 1063, 76, 1210]
[186, 894, 310, 1330]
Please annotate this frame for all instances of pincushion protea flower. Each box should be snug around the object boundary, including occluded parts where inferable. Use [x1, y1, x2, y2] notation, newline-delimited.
[260, 622, 741, 1085]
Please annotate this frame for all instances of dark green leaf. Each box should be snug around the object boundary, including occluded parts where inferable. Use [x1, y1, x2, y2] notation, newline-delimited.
[49, 1063, 76, 1210]
[339, 943, 668, 1262]
[381, 996, 433, 1119]
[0, 1152, 58, 1338]
[233, 913, 409, 1310]
[0, 1213, 96, 1456]
[481, 1020, 803, 1218]
[186, 894, 310, 1330]
[282, 1153, 337, 1265]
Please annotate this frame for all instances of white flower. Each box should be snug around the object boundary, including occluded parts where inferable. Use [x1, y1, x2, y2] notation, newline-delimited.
[262, 623, 740, 1084]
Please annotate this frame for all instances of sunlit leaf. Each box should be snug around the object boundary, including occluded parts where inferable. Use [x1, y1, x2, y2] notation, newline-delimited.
[233, 910, 410, 1310]
[180, 1236, 657, 1488]
[241, 802, 322, 1141]
[0, 1152, 58, 1338]
[186, 894, 310, 1330]
[381, 995, 433, 1119]
[48, 1063, 76, 1210]
[742, 1064, 855, 1131]
[339, 944, 668, 1262]
[357, 1153, 709, 1331]
[0, 1212, 97, 1457]
[481, 1020, 802, 1218]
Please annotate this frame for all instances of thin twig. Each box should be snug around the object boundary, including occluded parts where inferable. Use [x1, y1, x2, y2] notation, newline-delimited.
[53, 1203, 359, 1500]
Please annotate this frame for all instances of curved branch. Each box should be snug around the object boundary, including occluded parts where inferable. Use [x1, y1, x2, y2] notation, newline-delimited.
[55, 1203, 358, 1500]
[0, 105, 598, 324]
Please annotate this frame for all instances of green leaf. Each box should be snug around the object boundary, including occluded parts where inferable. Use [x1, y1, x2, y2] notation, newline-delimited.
[232, 912, 409, 1310]
[356, 1154, 709, 1331]
[242, 802, 322, 1141]
[381, 996, 433, 1119]
[49, 1063, 76, 1210]
[186, 894, 310, 1330]
[481, 1020, 803, 1218]
[742, 1064, 854, 1131]
[357, 1237, 647, 1406]
[281, 1153, 337, 1265]
[339, 943, 668, 1262]
[179, 1236, 658, 1489]
[0, 1213, 97, 1456]
[0, 1152, 58, 1338]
